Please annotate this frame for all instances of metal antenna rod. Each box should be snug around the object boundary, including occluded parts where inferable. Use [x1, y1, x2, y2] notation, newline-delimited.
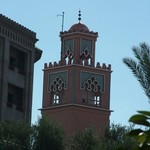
[57, 12, 65, 32]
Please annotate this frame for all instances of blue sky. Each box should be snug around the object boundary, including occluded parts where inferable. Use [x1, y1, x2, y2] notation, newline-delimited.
[1, 0, 150, 125]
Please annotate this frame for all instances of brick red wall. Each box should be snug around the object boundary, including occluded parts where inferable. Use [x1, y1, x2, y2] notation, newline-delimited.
[42, 104, 111, 135]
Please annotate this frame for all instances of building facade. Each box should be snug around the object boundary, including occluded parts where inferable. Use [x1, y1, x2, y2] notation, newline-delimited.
[41, 15, 112, 134]
[0, 14, 42, 123]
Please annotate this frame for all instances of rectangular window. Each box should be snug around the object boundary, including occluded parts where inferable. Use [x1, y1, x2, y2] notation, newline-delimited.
[94, 96, 100, 106]
[83, 91, 101, 106]
[9, 46, 26, 75]
[51, 92, 63, 105]
[7, 83, 24, 112]
[53, 94, 60, 104]
[7, 93, 14, 108]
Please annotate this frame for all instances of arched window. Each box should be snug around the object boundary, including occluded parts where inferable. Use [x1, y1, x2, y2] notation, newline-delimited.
[50, 76, 66, 105]
[82, 76, 101, 106]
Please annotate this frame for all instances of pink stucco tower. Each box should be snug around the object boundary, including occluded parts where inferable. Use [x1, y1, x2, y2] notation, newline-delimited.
[41, 12, 112, 134]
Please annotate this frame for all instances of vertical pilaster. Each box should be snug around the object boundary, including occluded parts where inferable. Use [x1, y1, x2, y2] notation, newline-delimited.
[1, 38, 10, 121]
[24, 50, 34, 123]
[0, 37, 4, 121]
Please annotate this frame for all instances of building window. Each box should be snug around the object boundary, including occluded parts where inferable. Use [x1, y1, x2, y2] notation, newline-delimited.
[7, 93, 14, 108]
[53, 93, 60, 104]
[7, 83, 24, 112]
[83, 91, 101, 106]
[94, 96, 100, 106]
[51, 91, 63, 105]
[9, 46, 26, 75]
[52, 93, 60, 105]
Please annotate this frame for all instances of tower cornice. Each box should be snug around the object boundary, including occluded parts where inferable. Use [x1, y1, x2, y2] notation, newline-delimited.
[0, 14, 37, 42]
[60, 31, 98, 38]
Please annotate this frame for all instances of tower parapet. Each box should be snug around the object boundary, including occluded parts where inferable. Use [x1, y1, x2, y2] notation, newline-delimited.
[44, 61, 111, 71]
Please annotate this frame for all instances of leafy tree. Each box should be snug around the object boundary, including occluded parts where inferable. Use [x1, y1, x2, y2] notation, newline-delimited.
[32, 116, 64, 150]
[128, 111, 150, 149]
[65, 124, 137, 150]
[98, 123, 137, 150]
[0, 117, 65, 150]
[123, 43, 150, 149]
[0, 121, 31, 150]
[66, 128, 98, 150]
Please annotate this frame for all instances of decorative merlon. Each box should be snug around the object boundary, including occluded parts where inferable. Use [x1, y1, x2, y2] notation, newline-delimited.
[44, 61, 111, 70]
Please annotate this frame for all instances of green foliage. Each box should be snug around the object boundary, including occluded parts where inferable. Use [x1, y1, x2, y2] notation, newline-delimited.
[123, 42, 150, 149]
[0, 117, 65, 150]
[65, 124, 137, 150]
[123, 43, 150, 100]
[66, 128, 98, 150]
[32, 116, 64, 150]
[0, 119, 139, 150]
[99, 123, 137, 150]
[0, 121, 31, 150]
[128, 111, 150, 149]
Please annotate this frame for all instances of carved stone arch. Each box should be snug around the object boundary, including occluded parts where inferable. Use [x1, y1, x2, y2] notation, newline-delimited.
[63, 49, 74, 65]
[50, 76, 66, 105]
[50, 76, 65, 92]
[82, 76, 101, 92]
[80, 49, 92, 66]
[82, 76, 101, 106]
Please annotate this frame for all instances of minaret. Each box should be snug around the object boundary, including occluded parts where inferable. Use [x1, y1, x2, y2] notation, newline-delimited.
[41, 11, 112, 134]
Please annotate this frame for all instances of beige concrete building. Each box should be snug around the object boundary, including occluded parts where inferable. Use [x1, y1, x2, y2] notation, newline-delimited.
[0, 14, 42, 123]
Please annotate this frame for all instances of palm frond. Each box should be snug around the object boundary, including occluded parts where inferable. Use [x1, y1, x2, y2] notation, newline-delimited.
[139, 43, 150, 84]
[123, 58, 144, 81]
[123, 43, 150, 100]
[132, 46, 143, 63]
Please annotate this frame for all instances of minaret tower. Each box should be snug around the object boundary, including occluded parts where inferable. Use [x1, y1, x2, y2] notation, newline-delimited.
[41, 11, 112, 134]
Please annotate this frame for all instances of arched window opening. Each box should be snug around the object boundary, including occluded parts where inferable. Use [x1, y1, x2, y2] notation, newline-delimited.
[66, 57, 69, 65]
[88, 58, 91, 66]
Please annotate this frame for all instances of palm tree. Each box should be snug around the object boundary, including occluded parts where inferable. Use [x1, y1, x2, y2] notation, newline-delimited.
[123, 43, 150, 100]
[123, 43, 150, 149]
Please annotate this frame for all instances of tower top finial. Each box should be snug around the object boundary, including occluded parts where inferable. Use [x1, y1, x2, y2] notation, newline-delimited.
[78, 10, 81, 23]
